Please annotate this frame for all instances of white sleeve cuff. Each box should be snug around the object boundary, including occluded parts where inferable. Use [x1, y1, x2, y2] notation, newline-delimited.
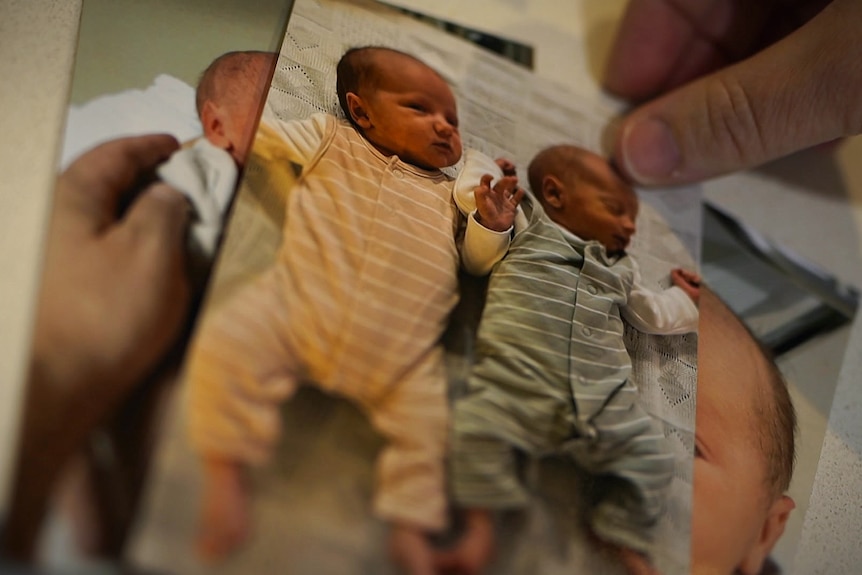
[624, 284, 699, 335]
[452, 148, 503, 216]
[462, 210, 511, 276]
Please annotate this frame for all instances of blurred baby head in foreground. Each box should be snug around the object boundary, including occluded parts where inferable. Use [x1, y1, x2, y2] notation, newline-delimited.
[693, 287, 796, 574]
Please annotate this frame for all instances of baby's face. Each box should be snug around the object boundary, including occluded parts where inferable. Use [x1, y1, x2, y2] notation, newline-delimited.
[356, 54, 462, 170]
[557, 154, 638, 255]
[691, 290, 789, 574]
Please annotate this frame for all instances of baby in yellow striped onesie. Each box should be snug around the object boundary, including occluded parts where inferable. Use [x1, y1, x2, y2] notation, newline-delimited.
[187, 46, 523, 572]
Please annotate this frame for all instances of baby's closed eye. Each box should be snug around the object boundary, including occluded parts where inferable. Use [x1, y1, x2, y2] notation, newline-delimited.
[602, 199, 624, 215]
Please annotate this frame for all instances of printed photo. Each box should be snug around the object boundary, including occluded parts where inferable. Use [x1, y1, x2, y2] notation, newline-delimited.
[10, 2, 853, 575]
[132, 1, 701, 574]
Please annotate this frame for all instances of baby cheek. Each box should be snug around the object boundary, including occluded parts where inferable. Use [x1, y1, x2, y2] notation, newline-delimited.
[452, 137, 463, 157]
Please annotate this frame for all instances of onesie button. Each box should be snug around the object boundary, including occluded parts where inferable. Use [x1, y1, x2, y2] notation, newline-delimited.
[392, 168, 404, 179]
[582, 326, 592, 337]
[587, 285, 598, 295]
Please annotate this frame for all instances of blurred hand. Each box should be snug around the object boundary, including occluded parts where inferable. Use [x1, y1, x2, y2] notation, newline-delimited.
[34, 134, 191, 401]
[3, 134, 191, 559]
[604, 0, 862, 185]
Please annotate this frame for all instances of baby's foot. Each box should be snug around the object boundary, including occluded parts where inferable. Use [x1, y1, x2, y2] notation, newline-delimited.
[616, 546, 660, 575]
[587, 530, 660, 575]
[196, 460, 250, 562]
[389, 523, 435, 575]
[433, 509, 495, 575]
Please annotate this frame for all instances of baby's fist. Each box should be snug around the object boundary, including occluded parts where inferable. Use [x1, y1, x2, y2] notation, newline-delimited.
[671, 268, 701, 304]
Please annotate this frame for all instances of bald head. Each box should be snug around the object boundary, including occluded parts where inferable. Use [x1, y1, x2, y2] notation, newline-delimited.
[700, 287, 796, 498]
[196, 50, 277, 117]
[695, 286, 798, 575]
[528, 145, 591, 199]
[529, 144, 627, 196]
[195, 51, 277, 165]
[528, 144, 639, 255]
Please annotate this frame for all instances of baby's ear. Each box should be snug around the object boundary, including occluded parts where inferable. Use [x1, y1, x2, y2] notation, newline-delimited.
[346, 92, 372, 128]
[200, 101, 230, 150]
[541, 175, 565, 209]
[738, 495, 795, 575]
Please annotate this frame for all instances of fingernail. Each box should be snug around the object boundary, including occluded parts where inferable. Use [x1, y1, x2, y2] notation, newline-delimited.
[619, 117, 681, 184]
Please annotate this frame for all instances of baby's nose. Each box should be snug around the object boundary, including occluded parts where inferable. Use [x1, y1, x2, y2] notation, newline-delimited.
[435, 119, 454, 136]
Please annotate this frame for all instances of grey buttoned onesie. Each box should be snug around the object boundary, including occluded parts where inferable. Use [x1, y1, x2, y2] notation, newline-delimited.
[450, 195, 698, 554]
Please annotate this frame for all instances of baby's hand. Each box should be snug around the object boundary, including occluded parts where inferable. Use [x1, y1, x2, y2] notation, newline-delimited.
[671, 268, 701, 304]
[474, 174, 524, 233]
[495, 157, 517, 177]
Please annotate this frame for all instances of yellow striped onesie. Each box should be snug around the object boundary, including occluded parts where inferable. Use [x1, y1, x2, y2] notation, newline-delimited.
[188, 113, 509, 531]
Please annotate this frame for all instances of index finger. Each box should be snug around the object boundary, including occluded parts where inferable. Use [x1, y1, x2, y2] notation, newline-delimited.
[478, 173, 494, 188]
[492, 174, 517, 188]
[494, 157, 516, 176]
[58, 134, 180, 234]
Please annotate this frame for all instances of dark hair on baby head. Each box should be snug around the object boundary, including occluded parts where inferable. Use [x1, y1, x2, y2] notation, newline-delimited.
[335, 46, 430, 127]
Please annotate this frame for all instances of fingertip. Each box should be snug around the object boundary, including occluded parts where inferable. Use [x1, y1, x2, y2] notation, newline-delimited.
[137, 132, 181, 156]
[614, 115, 682, 186]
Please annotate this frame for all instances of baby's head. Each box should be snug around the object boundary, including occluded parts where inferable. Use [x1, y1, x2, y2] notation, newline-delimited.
[196, 50, 277, 166]
[336, 46, 462, 170]
[692, 287, 797, 574]
[528, 145, 637, 256]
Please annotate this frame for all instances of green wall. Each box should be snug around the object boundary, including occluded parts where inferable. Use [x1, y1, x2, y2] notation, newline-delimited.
[70, 0, 293, 104]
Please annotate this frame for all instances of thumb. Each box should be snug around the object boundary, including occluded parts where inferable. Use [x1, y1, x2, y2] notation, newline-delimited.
[610, 0, 862, 186]
[115, 182, 192, 374]
[121, 181, 192, 315]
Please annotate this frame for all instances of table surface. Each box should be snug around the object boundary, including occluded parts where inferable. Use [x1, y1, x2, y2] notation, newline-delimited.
[1, 1, 860, 573]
